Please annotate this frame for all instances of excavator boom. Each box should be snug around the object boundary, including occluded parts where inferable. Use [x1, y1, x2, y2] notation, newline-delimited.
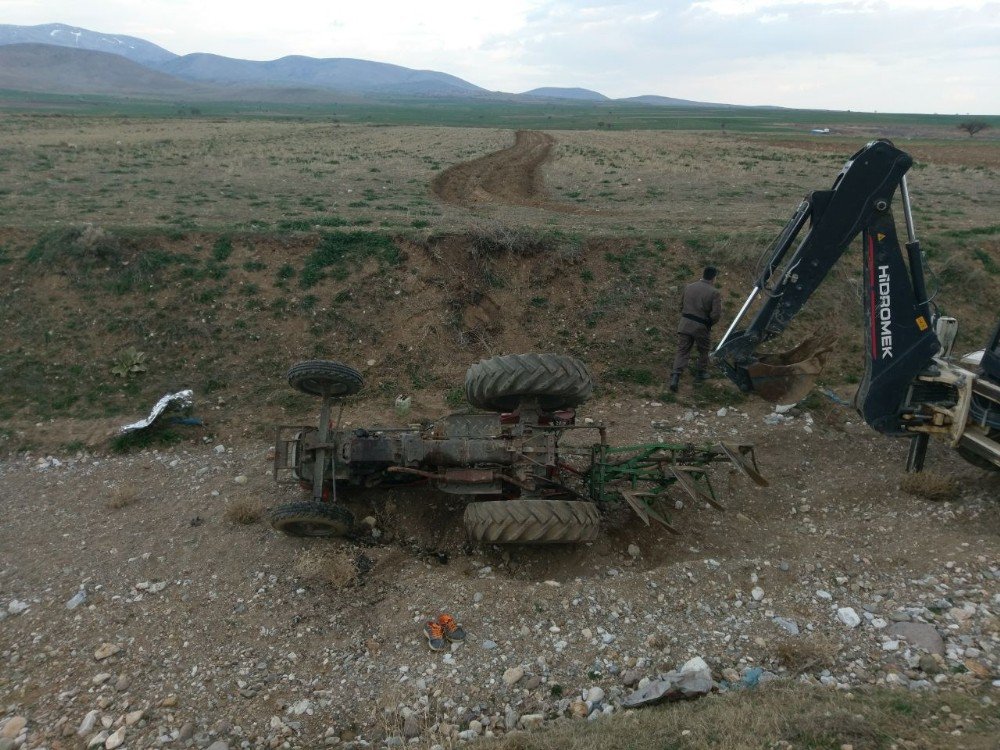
[712, 140, 1000, 473]
[713, 140, 940, 435]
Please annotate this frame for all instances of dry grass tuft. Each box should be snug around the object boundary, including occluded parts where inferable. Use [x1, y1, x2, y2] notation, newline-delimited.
[480, 683, 999, 750]
[773, 636, 839, 673]
[225, 499, 265, 525]
[900, 471, 960, 502]
[106, 484, 140, 509]
[295, 549, 359, 588]
[781, 708, 882, 749]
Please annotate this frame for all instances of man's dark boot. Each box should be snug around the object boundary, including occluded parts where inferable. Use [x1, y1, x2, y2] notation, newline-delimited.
[669, 373, 680, 392]
[694, 370, 711, 381]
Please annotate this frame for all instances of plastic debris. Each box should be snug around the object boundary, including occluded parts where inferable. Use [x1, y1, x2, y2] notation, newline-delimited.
[394, 395, 412, 416]
[622, 656, 713, 708]
[66, 589, 87, 610]
[118, 390, 194, 434]
[740, 666, 764, 687]
[820, 387, 852, 406]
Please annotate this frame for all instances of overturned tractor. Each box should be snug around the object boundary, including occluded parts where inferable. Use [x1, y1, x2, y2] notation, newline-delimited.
[271, 353, 766, 544]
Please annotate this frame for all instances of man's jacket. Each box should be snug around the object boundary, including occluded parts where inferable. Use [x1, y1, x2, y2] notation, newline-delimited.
[677, 279, 722, 335]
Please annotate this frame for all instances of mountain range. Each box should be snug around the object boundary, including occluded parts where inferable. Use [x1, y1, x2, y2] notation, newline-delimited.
[0, 22, 732, 107]
[0, 22, 176, 64]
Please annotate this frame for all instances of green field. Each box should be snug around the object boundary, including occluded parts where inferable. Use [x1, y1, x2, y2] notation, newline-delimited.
[2, 88, 999, 133]
[0, 100, 997, 440]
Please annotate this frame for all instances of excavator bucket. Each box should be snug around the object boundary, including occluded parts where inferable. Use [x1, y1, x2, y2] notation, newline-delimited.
[744, 333, 836, 404]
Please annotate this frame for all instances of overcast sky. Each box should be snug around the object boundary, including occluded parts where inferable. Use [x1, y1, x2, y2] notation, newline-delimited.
[4, 0, 999, 113]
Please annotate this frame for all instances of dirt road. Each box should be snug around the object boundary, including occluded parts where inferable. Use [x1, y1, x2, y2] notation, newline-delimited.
[431, 130, 579, 212]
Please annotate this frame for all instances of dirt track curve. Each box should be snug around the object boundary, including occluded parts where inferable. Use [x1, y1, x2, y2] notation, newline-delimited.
[432, 130, 579, 212]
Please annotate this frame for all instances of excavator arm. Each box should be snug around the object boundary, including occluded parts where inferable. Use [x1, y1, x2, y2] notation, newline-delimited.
[712, 140, 941, 435]
[712, 140, 1000, 472]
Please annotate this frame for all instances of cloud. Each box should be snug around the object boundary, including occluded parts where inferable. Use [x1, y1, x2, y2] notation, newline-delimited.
[478, 0, 1000, 110]
[3, 0, 998, 111]
[689, 0, 995, 15]
[669, 48, 998, 112]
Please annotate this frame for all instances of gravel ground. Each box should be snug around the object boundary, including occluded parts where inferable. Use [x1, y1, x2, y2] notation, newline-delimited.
[1, 397, 998, 749]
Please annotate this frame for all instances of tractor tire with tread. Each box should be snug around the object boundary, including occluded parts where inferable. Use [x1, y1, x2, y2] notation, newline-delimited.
[464, 499, 600, 544]
[287, 360, 363, 398]
[465, 353, 593, 412]
[269, 501, 355, 537]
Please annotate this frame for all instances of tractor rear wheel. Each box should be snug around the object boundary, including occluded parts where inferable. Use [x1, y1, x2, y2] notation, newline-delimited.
[464, 353, 593, 412]
[464, 499, 600, 544]
[287, 360, 363, 398]
[269, 502, 355, 537]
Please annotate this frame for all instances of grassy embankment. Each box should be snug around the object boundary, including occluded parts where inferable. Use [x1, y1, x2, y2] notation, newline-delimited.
[0, 115, 997, 451]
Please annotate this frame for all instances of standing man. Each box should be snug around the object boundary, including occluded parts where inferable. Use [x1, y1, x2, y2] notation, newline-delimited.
[669, 266, 722, 392]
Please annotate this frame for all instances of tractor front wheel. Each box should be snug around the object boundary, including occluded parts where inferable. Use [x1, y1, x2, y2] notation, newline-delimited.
[269, 502, 355, 537]
[287, 360, 363, 398]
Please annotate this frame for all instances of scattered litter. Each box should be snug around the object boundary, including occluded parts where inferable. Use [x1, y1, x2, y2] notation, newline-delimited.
[820, 387, 852, 406]
[65, 589, 87, 610]
[740, 666, 764, 687]
[622, 656, 713, 708]
[394, 395, 412, 416]
[118, 390, 197, 435]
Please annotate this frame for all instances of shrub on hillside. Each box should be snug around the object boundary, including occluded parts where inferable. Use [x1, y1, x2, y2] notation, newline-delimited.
[468, 221, 581, 263]
[27, 224, 122, 266]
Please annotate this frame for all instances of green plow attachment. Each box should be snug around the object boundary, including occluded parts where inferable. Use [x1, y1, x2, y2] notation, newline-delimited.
[584, 442, 766, 534]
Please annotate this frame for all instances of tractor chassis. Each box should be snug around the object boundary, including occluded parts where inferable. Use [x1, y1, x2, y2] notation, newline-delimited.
[272, 394, 766, 538]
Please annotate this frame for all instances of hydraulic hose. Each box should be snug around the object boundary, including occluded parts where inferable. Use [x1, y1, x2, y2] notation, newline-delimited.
[971, 396, 1000, 429]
